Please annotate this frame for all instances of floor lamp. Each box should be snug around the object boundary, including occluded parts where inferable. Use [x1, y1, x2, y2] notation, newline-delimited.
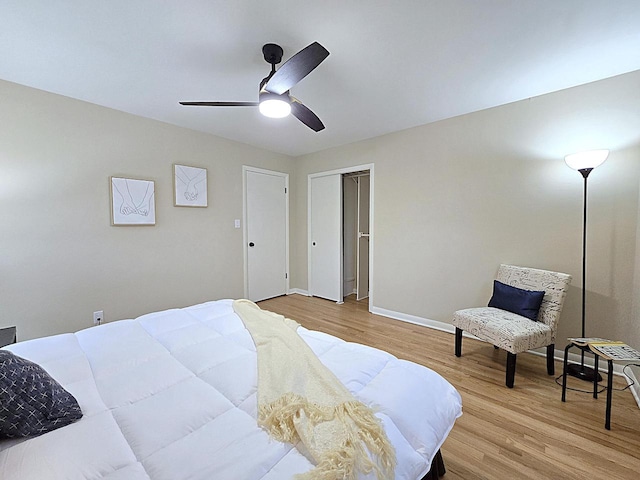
[564, 149, 609, 382]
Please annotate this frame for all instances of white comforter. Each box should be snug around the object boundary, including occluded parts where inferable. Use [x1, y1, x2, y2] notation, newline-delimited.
[0, 300, 462, 480]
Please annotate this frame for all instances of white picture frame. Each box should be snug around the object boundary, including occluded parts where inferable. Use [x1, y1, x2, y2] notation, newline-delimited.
[110, 177, 156, 226]
[174, 164, 208, 207]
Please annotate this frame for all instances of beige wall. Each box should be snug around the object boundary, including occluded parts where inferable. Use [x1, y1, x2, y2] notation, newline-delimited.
[0, 79, 293, 341]
[291, 71, 640, 355]
[2, 70, 639, 364]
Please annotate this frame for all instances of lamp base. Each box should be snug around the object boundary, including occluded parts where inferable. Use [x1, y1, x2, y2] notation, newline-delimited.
[566, 363, 602, 383]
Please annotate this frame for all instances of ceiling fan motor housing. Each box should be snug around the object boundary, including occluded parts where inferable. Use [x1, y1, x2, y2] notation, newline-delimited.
[259, 89, 289, 103]
[262, 43, 284, 65]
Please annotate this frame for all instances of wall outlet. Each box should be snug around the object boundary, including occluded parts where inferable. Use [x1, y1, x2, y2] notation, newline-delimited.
[93, 311, 103, 326]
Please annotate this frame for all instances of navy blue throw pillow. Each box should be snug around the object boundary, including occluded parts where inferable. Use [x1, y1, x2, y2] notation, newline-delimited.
[488, 280, 545, 321]
[0, 350, 83, 438]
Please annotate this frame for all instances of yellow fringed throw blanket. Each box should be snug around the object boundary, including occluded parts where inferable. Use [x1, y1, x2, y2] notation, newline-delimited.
[233, 300, 396, 480]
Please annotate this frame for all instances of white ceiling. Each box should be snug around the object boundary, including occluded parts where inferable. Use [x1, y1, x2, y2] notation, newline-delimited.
[2, 1, 640, 157]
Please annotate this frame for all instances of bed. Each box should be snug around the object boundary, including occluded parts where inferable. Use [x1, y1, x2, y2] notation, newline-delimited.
[0, 299, 462, 479]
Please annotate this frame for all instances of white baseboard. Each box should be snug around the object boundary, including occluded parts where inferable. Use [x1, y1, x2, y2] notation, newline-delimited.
[626, 367, 640, 406]
[287, 288, 309, 296]
[370, 306, 456, 334]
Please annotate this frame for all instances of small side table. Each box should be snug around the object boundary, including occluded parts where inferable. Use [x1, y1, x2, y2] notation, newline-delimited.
[561, 341, 614, 430]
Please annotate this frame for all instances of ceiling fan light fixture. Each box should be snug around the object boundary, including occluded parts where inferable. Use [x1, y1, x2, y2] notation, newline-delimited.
[259, 96, 291, 118]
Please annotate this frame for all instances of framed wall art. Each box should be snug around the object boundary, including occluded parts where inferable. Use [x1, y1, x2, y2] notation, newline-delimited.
[174, 164, 208, 207]
[110, 176, 156, 226]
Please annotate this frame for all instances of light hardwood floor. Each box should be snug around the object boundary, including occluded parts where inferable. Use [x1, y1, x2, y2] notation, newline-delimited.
[258, 294, 640, 480]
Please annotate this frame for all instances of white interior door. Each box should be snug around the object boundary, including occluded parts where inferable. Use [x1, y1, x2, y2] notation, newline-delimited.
[356, 175, 370, 300]
[309, 174, 342, 302]
[245, 168, 288, 302]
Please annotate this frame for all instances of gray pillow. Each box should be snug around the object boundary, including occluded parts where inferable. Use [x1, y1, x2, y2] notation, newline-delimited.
[0, 350, 83, 438]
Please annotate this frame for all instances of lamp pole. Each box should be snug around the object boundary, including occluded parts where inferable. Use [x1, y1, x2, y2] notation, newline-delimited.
[580, 169, 589, 342]
[564, 150, 608, 382]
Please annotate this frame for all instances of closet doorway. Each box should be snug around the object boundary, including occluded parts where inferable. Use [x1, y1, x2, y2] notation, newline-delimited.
[343, 171, 370, 301]
[308, 165, 373, 307]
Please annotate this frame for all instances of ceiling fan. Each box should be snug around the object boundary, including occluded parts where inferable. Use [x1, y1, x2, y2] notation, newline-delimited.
[180, 42, 329, 132]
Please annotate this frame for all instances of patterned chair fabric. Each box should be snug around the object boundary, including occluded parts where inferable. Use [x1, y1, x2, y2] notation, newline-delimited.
[452, 307, 553, 355]
[452, 264, 571, 387]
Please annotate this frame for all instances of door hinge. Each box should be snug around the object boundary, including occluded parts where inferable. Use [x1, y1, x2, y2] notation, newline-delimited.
[285, 273, 288, 279]
[285, 187, 287, 194]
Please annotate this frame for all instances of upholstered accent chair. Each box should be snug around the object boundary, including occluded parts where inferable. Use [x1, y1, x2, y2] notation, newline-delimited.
[452, 264, 572, 388]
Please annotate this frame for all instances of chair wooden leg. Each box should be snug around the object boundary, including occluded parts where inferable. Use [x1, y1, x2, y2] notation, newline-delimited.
[455, 328, 462, 357]
[546, 344, 555, 375]
[506, 352, 517, 388]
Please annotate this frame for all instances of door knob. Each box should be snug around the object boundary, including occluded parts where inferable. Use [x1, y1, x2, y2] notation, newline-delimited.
[249, 242, 255, 247]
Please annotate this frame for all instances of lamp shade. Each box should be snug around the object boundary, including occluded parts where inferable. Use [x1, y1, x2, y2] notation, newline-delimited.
[564, 149, 609, 171]
[258, 92, 291, 118]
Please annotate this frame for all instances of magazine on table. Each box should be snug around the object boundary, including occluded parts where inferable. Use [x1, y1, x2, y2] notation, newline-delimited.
[568, 337, 640, 361]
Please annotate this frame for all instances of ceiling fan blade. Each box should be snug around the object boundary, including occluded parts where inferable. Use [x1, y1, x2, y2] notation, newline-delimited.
[290, 98, 325, 132]
[264, 42, 329, 95]
[179, 101, 259, 107]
